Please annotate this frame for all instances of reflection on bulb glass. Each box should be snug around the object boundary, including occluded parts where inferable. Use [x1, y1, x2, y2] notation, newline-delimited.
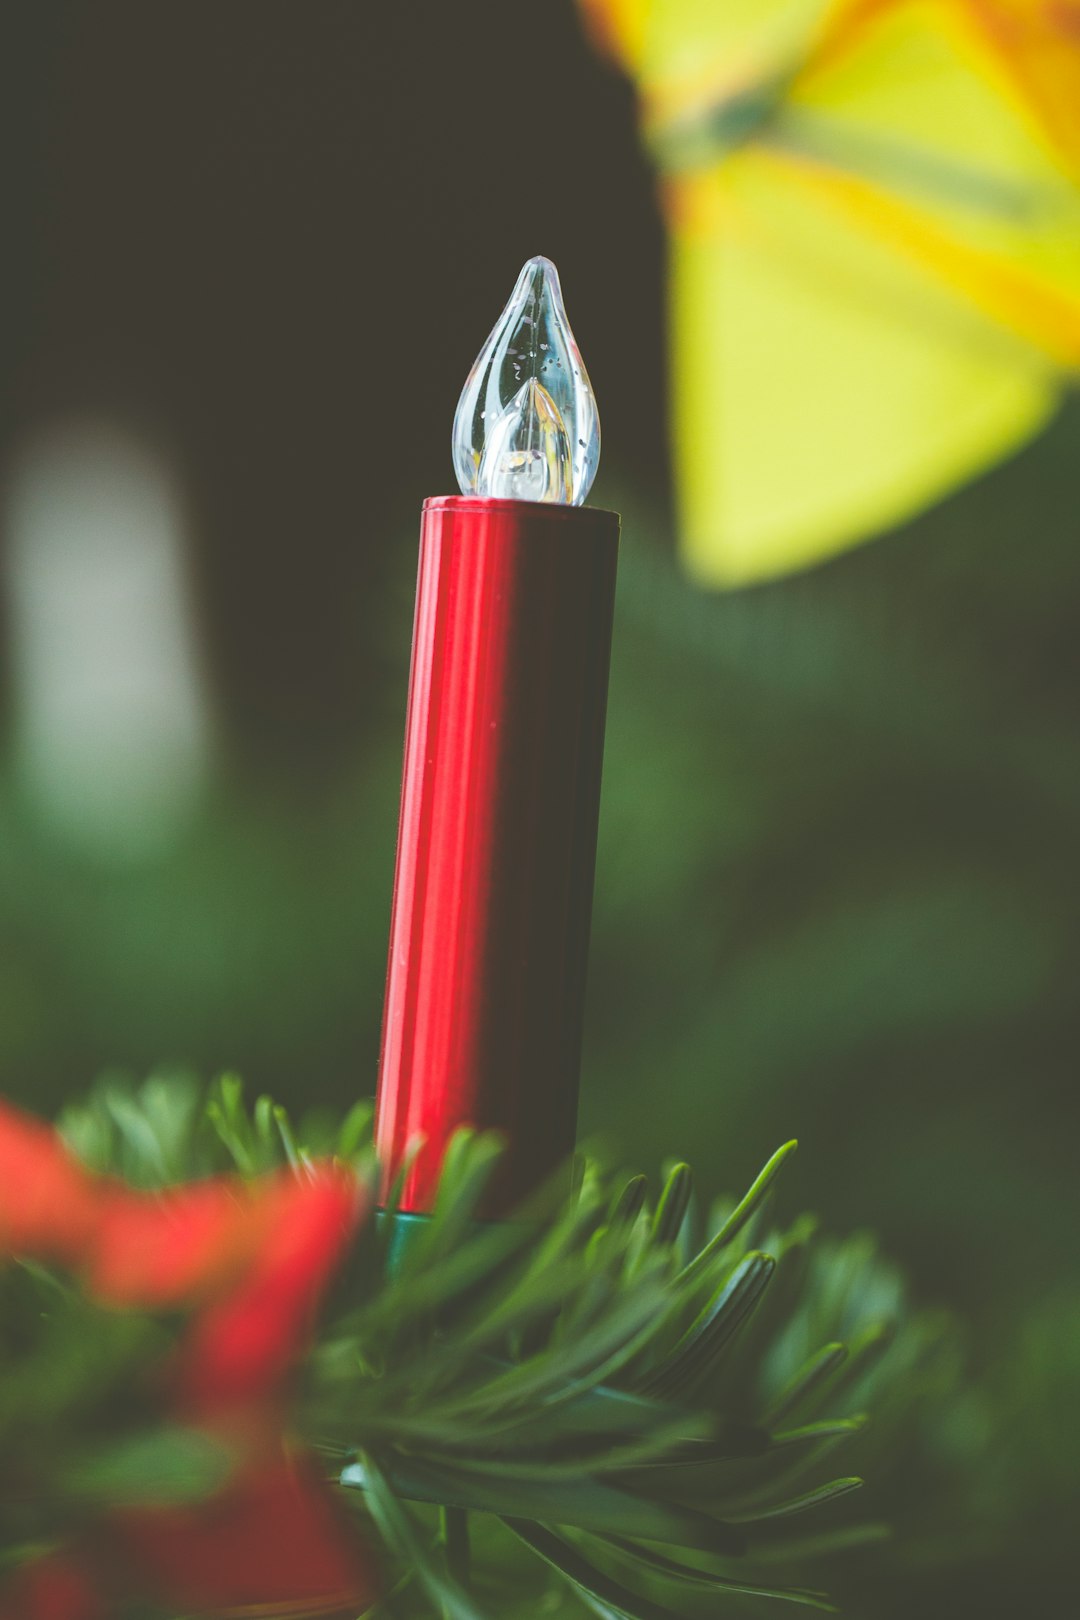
[453, 256, 600, 506]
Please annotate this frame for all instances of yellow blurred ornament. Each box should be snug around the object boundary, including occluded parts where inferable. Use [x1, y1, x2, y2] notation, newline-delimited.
[580, 0, 1080, 585]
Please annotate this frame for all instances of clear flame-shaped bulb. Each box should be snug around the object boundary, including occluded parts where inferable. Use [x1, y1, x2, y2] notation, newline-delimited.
[453, 256, 600, 506]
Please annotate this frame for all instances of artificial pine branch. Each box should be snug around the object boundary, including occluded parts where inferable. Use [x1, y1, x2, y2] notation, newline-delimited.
[0, 1074, 962, 1618]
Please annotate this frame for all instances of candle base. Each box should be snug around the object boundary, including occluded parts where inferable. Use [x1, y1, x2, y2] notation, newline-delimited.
[375, 497, 619, 1217]
[375, 1208, 432, 1274]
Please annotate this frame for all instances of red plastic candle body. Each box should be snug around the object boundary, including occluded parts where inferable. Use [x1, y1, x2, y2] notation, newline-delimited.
[376, 495, 619, 1214]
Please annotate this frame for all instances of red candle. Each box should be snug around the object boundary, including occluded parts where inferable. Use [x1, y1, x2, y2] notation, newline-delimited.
[375, 259, 619, 1215]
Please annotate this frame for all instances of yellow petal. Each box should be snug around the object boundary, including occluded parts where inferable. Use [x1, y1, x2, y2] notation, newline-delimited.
[955, 0, 1080, 175]
[578, 0, 652, 69]
[578, 0, 1080, 584]
[781, 3, 1080, 371]
[581, 0, 830, 117]
[670, 152, 1056, 586]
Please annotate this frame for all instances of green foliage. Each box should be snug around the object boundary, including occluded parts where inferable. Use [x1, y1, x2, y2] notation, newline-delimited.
[322, 1126, 954, 1620]
[0, 1260, 228, 1568]
[58, 1069, 374, 1185]
[29, 1076, 959, 1618]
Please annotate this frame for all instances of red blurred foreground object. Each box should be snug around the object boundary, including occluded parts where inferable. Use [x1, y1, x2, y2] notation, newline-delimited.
[376, 496, 619, 1214]
[0, 1558, 104, 1620]
[0, 1100, 377, 1619]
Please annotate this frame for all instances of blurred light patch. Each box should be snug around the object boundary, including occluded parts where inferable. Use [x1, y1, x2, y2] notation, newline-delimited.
[5, 420, 211, 862]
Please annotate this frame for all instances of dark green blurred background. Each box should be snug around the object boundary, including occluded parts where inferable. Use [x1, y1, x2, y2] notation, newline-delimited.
[3, 4, 1078, 1614]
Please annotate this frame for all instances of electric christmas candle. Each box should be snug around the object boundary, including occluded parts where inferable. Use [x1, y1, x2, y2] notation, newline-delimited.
[375, 257, 619, 1216]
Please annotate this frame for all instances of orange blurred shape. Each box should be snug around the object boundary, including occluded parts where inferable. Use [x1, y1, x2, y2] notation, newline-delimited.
[0, 1100, 377, 1619]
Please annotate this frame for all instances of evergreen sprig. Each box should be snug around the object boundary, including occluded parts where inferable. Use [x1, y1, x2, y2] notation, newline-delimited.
[32, 1075, 957, 1618]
